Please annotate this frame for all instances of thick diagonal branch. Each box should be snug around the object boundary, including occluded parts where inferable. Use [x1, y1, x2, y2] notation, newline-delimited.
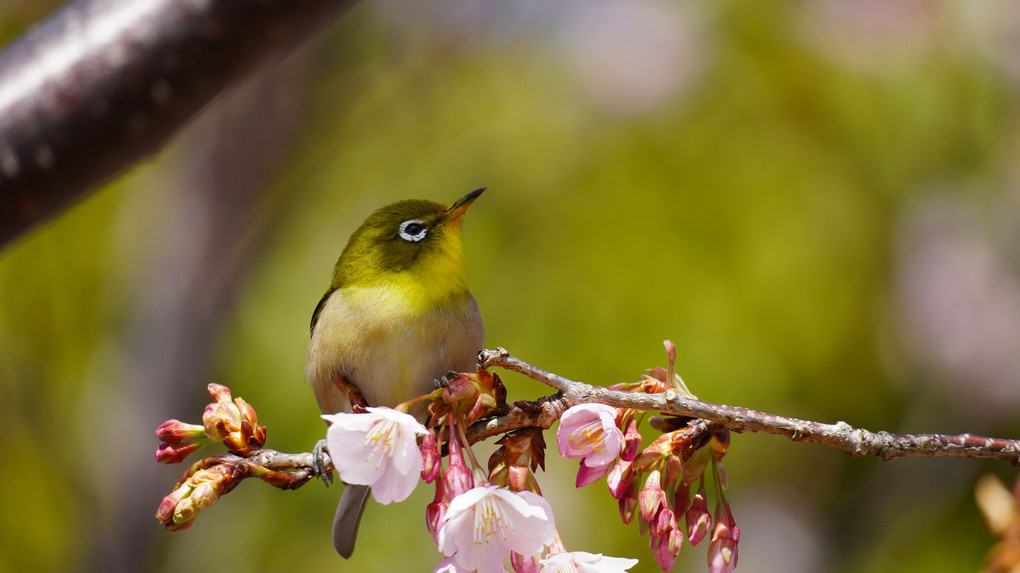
[0, 0, 358, 247]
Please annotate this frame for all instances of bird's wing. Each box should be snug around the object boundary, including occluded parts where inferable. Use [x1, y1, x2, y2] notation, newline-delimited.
[309, 287, 337, 333]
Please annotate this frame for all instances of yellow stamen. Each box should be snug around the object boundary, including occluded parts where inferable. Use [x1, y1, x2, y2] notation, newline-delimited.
[474, 495, 515, 546]
[362, 420, 396, 469]
[568, 420, 606, 452]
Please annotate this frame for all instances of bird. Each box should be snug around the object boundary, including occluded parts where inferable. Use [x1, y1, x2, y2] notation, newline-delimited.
[305, 188, 486, 559]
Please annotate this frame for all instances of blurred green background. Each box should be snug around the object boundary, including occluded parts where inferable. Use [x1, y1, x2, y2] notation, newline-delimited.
[2, 1, 1020, 571]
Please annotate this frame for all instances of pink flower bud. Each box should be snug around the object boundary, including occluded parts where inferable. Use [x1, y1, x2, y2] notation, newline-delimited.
[510, 552, 540, 573]
[155, 463, 241, 532]
[686, 488, 711, 546]
[207, 383, 232, 402]
[654, 505, 678, 538]
[664, 339, 677, 378]
[507, 465, 531, 493]
[155, 441, 203, 464]
[233, 396, 267, 450]
[442, 373, 478, 402]
[200, 385, 266, 455]
[155, 487, 188, 524]
[172, 497, 197, 528]
[466, 393, 497, 426]
[633, 433, 672, 472]
[621, 418, 642, 462]
[639, 470, 667, 523]
[421, 431, 441, 484]
[426, 480, 449, 544]
[618, 480, 639, 525]
[190, 482, 219, 511]
[663, 455, 684, 491]
[445, 436, 474, 498]
[607, 459, 634, 500]
[651, 528, 679, 572]
[203, 389, 241, 443]
[708, 503, 739, 573]
[155, 419, 206, 442]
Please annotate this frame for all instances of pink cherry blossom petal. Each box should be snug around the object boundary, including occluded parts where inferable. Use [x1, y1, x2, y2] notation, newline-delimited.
[556, 404, 624, 470]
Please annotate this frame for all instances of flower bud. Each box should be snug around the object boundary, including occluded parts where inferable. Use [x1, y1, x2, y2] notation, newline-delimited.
[426, 479, 449, 543]
[155, 418, 210, 464]
[155, 487, 188, 526]
[190, 482, 219, 511]
[511, 552, 540, 573]
[421, 431, 441, 484]
[506, 465, 530, 493]
[155, 441, 204, 464]
[466, 392, 497, 426]
[442, 373, 478, 402]
[651, 527, 680, 572]
[618, 480, 639, 525]
[607, 459, 634, 500]
[201, 384, 266, 455]
[632, 433, 672, 472]
[155, 463, 241, 532]
[655, 505, 678, 538]
[639, 470, 667, 523]
[620, 418, 642, 463]
[445, 435, 474, 498]
[708, 503, 739, 573]
[663, 455, 684, 490]
[155, 420, 206, 442]
[664, 339, 677, 381]
[232, 397, 267, 452]
[686, 488, 711, 546]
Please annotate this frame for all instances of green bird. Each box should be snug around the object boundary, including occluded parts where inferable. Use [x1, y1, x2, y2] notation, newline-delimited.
[306, 188, 486, 559]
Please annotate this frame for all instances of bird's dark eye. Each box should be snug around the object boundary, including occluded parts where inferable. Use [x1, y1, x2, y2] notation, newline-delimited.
[398, 219, 428, 242]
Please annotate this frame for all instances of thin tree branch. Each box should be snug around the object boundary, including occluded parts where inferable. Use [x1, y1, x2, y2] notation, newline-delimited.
[221, 347, 1020, 480]
[0, 0, 358, 248]
[477, 347, 1020, 465]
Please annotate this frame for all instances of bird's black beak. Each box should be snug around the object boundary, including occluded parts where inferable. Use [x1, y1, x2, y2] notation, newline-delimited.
[447, 187, 486, 220]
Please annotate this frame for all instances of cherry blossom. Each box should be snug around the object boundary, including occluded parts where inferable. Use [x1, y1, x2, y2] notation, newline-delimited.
[438, 485, 556, 573]
[557, 404, 624, 468]
[322, 407, 427, 504]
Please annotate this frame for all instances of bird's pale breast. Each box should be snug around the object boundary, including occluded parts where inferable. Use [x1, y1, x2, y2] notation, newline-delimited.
[306, 284, 484, 417]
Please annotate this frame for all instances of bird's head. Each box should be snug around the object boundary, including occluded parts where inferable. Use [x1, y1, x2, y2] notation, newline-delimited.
[332, 188, 486, 295]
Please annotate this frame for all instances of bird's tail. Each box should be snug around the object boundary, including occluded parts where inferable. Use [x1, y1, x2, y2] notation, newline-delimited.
[333, 484, 371, 559]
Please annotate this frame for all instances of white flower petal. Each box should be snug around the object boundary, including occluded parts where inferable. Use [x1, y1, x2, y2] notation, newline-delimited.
[322, 407, 425, 503]
[322, 412, 374, 431]
[371, 466, 415, 504]
[439, 486, 557, 573]
[326, 425, 384, 485]
[540, 551, 639, 573]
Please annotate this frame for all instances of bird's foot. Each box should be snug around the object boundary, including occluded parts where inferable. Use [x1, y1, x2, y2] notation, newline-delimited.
[312, 438, 334, 487]
[433, 369, 462, 389]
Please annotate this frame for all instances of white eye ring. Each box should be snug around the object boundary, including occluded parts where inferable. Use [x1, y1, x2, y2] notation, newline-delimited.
[398, 219, 428, 242]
